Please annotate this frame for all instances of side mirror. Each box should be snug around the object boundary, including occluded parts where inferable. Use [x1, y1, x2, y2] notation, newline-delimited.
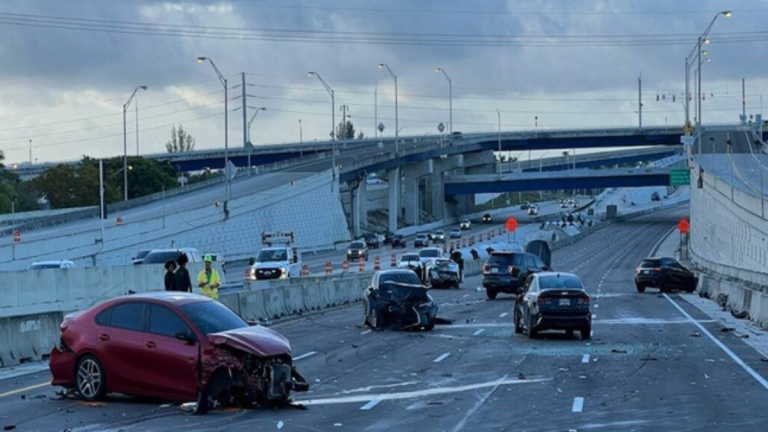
[247, 319, 258, 326]
[248, 258, 255, 266]
[175, 330, 197, 344]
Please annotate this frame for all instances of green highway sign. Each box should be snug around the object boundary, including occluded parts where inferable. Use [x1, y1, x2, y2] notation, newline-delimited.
[670, 168, 690, 186]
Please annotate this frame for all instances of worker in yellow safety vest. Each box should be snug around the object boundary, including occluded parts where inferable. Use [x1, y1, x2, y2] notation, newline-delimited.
[197, 255, 221, 299]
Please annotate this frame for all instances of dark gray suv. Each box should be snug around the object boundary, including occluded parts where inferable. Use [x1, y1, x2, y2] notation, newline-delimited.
[482, 251, 550, 300]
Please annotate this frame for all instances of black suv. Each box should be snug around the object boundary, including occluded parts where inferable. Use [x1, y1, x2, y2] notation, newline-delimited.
[635, 257, 697, 293]
[482, 251, 550, 300]
[391, 235, 406, 249]
[363, 233, 380, 249]
[347, 241, 369, 261]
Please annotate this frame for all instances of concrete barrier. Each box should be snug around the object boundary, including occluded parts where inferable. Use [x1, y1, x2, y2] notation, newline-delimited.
[0, 311, 64, 367]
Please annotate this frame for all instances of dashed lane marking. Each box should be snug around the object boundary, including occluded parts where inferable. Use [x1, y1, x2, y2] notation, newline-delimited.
[473, 329, 485, 336]
[572, 397, 585, 412]
[499, 312, 508, 318]
[0, 382, 49, 399]
[433, 352, 451, 363]
[360, 329, 372, 335]
[582, 354, 590, 364]
[293, 351, 318, 361]
[360, 398, 381, 410]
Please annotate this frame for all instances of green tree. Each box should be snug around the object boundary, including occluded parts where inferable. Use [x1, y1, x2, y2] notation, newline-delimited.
[166, 125, 196, 153]
[356, 131, 365, 140]
[336, 120, 355, 140]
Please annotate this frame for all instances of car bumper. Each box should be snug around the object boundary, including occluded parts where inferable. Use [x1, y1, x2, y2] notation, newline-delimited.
[482, 275, 521, 293]
[431, 272, 460, 285]
[50, 347, 77, 388]
[634, 274, 662, 286]
[535, 313, 591, 330]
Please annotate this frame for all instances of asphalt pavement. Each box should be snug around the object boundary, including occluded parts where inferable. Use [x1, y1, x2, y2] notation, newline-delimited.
[4, 205, 766, 431]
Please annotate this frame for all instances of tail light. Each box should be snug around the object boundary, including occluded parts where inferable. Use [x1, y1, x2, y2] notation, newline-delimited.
[482, 264, 488, 273]
[635, 267, 641, 274]
[536, 294, 552, 304]
[652, 267, 661, 272]
[577, 294, 590, 305]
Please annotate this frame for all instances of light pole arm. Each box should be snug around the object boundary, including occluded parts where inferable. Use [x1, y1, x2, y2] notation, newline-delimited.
[124, 85, 145, 112]
[314, 74, 334, 98]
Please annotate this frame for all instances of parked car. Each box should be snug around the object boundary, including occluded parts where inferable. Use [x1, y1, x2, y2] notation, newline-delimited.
[514, 272, 591, 339]
[347, 241, 369, 261]
[391, 235, 407, 249]
[141, 248, 203, 265]
[449, 228, 462, 239]
[634, 257, 698, 293]
[49, 292, 309, 412]
[363, 270, 438, 330]
[132, 249, 151, 265]
[28, 260, 76, 270]
[528, 205, 539, 216]
[520, 202, 531, 210]
[482, 240, 552, 300]
[433, 230, 446, 243]
[460, 219, 471, 230]
[483, 213, 492, 223]
[414, 234, 430, 248]
[363, 233, 380, 249]
[429, 259, 461, 289]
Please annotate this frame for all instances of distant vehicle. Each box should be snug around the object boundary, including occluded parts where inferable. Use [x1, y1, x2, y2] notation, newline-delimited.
[572, 201, 580, 209]
[347, 241, 369, 261]
[363, 270, 437, 330]
[131, 249, 151, 265]
[482, 214, 492, 223]
[450, 131, 463, 140]
[391, 234, 406, 249]
[141, 248, 203, 265]
[418, 247, 443, 265]
[382, 231, 396, 246]
[28, 260, 76, 270]
[514, 272, 591, 339]
[528, 205, 539, 216]
[482, 248, 551, 300]
[429, 259, 461, 289]
[634, 257, 697, 293]
[449, 228, 462, 239]
[433, 230, 446, 243]
[560, 201, 569, 208]
[398, 253, 428, 284]
[49, 292, 309, 409]
[246, 232, 301, 281]
[520, 202, 531, 210]
[460, 219, 471, 230]
[414, 234, 430, 248]
[362, 233, 380, 249]
[651, 192, 661, 201]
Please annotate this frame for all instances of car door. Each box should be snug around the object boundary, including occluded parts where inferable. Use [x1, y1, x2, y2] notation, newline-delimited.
[100, 302, 149, 395]
[662, 258, 684, 288]
[523, 277, 539, 329]
[141, 304, 199, 400]
[670, 261, 694, 289]
[525, 255, 538, 276]
[515, 277, 531, 327]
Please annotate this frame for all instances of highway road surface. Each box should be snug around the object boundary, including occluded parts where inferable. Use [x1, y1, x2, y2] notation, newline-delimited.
[3, 205, 768, 431]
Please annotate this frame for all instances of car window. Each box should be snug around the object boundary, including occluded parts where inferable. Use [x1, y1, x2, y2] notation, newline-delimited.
[534, 257, 546, 269]
[143, 251, 182, 264]
[149, 304, 191, 338]
[538, 275, 584, 290]
[487, 254, 524, 266]
[350, 242, 365, 249]
[109, 302, 146, 332]
[419, 249, 440, 258]
[95, 307, 112, 326]
[526, 256, 536, 268]
[256, 249, 288, 262]
[379, 272, 421, 286]
[181, 301, 248, 335]
[640, 259, 661, 268]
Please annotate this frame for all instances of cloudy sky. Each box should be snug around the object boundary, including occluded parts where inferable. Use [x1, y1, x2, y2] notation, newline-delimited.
[0, 0, 767, 165]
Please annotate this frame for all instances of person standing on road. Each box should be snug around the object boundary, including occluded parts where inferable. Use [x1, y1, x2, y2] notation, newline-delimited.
[164, 259, 177, 291]
[197, 254, 221, 300]
[173, 253, 193, 293]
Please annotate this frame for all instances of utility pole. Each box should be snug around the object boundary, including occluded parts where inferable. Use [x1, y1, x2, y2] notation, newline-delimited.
[374, 81, 378, 138]
[135, 99, 140, 156]
[242, 73, 248, 151]
[299, 119, 303, 144]
[638, 75, 643, 129]
[28, 139, 32, 164]
[742, 78, 746, 122]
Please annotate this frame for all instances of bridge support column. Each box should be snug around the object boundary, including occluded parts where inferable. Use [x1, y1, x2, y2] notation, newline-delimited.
[387, 167, 401, 232]
[351, 176, 367, 237]
[430, 171, 445, 221]
[403, 160, 434, 225]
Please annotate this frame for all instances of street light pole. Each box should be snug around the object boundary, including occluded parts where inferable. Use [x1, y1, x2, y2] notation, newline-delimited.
[307, 71, 336, 175]
[122, 85, 147, 202]
[436, 67, 452, 135]
[378, 63, 399, 153]
[197, 57, 230, 203]
[496, 109, 502, 176]
[247, 107, 266, 177]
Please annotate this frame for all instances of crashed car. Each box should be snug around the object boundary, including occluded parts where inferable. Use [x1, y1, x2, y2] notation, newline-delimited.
[49, 292, 309, 413]
[429, 259, 461, 289]
[363, 269, 438, 330]
[398, 252, 429, 284]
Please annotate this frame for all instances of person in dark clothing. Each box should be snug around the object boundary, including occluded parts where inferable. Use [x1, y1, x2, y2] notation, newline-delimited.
[450, 250, 464, 282]
[173, 253, 193, 293]
[164, 259, 177, 291]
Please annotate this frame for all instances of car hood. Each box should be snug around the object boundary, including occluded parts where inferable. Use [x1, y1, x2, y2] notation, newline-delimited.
[251, 261, 289, 269]
[209, 325, 291, 357]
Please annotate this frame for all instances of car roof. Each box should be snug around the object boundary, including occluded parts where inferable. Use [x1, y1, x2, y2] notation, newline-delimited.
[420, 247, 441, 252]
[377, 269, 416, 275]
[117, 291, 211, 306]
[30, 260, 72, 265]
[535, 271, 578, 278]
[147, 248, 199, 254]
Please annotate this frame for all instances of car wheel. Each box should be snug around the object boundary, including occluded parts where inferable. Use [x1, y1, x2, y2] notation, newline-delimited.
[635, 284, 645, 293]
[371, 308, 385, 329]
[581, 326, 592, 340]
[514, 310, 523, 334]
[486, 289, 498, 300]
[76, 355, 106, 401]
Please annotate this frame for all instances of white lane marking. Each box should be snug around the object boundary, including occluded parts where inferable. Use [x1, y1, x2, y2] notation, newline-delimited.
[360, 398, 381, 410]
[297, 377, 550, 406]
[664, 294, 768, 391]
[499, 312, 508, 318]
[433, 352, 451, 363]
[360, 329, 372, 335]
[592, 314, 596, 319]
[341, 381, 419, 395]
[463, 294, 469, 298]
[582, 354, 590, 364]
[473, 329, 485, 336]
[572, 397, 585, 412]
[451, 374, 509, 432]
[293, 351, 318, 361]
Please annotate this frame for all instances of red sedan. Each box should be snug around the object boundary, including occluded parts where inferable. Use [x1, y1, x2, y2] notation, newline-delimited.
[50, 292, 308, 413]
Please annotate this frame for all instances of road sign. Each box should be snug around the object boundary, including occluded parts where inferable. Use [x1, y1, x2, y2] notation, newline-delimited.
[13, 230, 20, 244]
[377, 123, 385, 133]
[438, 122, 445, 133]
[677, 218, 690, 234]
[670, 168, 690, 186]
[505, 216, 518, 233]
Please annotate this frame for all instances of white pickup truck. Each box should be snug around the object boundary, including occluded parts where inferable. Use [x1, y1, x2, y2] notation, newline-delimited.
[245, 231, 302, 281]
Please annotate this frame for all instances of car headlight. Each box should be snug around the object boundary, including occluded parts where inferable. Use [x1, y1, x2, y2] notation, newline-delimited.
[279, 267, 289, 278]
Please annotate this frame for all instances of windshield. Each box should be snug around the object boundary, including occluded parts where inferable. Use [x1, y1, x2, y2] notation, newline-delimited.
[488, 254, 524, 266]
[419, 249, 440, 258]
[256, 249, 287, 262]
[379, 272, 421, 286]
[28, 263, 62, 270]
[401, 254, 420, 262]
[135, 250, 150, 260]
[141, 251, 183, 264]
[350, 242, 365, 249]
[181, 301, 248, 335]
[539, 275, 584, 290]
